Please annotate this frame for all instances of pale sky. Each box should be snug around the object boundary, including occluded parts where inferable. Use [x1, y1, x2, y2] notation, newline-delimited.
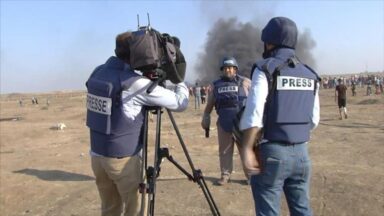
[1, 0, 383, 93]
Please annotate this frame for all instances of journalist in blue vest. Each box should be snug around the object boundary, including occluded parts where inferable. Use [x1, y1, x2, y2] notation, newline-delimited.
[201, 56, 251, 185]
[86, 32, 189, 216]
[239, 17, 321, 216]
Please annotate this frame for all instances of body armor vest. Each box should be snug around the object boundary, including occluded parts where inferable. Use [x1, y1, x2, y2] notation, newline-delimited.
[86, 56, 144, 157]
[256, 48, 320, 143]
[213, 75, 247, 132]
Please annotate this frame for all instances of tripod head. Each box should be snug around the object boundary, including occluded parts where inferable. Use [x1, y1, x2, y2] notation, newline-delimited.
[143, 69, 167, 94]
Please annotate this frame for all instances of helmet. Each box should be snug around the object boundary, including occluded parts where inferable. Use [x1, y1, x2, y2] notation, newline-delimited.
[220, 57, 238, 71]
[261, 17, 298, 48]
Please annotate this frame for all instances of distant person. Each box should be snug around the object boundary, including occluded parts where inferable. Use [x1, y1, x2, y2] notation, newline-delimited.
[188, 86, 193, 97]
[335, 78, 348, 120]
[239, 17, 320, 216]
[201, 56, 251, 185]
[322, 77, 328, 89]
[358, 76, 363, 88]
[375, 77, 381, 95]
[19, 99, 23, 107]
[31, 97, 38, 105]
[193, 83, 201, 109]
[86, 31, 189, 216]
[200, 86, 207, 104]
[366, 79, 372, 96]
[351, 80, 357, 96]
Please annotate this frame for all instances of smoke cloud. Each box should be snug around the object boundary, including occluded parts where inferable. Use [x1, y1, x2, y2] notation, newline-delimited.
[195, 18, 317, 84]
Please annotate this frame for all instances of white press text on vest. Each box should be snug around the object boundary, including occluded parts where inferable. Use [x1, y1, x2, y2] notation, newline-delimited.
[87, 93, 112, 115]
[277, 76, 314, 91]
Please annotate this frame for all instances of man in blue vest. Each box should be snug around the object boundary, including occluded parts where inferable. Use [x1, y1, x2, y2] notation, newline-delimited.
[239, 17, 320, 215]
[201, 56, 251, 185]
[86, 31, 189, 216]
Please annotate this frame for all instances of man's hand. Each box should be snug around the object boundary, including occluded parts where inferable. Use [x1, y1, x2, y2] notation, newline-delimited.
[242, 145, 261, 176]
[240, 127, 263, 176]
[201, 112, 211, 130]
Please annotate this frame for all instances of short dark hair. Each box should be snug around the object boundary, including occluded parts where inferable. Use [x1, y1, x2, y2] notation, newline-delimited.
[114, 32, 131, 61]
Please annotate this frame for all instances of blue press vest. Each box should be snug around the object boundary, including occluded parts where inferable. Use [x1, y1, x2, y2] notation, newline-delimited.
[86, 56, 144, 157]
[257, 48, 320, 143]
[213, 75, 247, 132]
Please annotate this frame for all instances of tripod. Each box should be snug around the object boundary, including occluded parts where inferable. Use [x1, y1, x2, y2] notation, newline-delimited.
[139, 106, 221, 216]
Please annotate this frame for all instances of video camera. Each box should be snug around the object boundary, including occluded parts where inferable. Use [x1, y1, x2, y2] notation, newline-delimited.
[128, 14, 186, 84]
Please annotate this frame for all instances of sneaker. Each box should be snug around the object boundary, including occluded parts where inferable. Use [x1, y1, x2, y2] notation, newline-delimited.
[345, 114, 348, 119]
[216, 175, 230, 186]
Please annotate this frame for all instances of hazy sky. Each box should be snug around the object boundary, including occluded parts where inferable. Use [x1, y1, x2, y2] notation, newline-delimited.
[1, 0, 383, 93]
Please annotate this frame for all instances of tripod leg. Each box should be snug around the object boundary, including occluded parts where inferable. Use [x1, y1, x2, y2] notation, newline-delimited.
[165, 154, 220, 215]
[147, 108, 163, 216]
[194, 170, 221, 216]
[143, 108, 221, 215]
[139, 110, 149, 216]
[166, 109, 221, 216]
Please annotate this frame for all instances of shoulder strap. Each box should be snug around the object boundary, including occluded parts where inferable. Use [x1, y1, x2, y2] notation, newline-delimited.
[263, 56, 310, 94]
[250, 63, 258, 80]
[115, 72, 142, 107]
[85, 65, 105, 88]
[270, 59, 290, 92]
[236, 74, 244, 86]
[121, 75, 142, 90]
[260, 58, 291, 94]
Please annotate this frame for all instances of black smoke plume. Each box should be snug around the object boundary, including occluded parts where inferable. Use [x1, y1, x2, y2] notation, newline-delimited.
[195, 18, 316, 84]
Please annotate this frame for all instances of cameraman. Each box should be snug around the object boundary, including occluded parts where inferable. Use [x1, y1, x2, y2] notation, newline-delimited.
[86, 31, 189, 216]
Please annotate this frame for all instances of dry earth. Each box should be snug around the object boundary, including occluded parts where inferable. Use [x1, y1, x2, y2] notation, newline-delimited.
[0, 87, 383, 216]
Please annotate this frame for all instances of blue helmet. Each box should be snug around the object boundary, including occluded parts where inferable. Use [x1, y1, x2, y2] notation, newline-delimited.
[261, 17, 298, 48]
[220, 57, 238, 71]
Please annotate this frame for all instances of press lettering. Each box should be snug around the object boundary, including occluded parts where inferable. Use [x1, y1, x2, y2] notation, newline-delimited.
[282, 78, 288, 87]
[276, 76, 315, 91]
[218, 86, 238, 93]
[289, 79, 295, 87]
[296, 78, 301, 87]
[86, 93, 112, 115]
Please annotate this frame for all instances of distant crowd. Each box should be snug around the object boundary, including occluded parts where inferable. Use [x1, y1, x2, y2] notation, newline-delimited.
[321, 74, 383, 96]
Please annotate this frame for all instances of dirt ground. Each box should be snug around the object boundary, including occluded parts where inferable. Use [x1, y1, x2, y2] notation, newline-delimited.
[0, 86, 383, 216]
